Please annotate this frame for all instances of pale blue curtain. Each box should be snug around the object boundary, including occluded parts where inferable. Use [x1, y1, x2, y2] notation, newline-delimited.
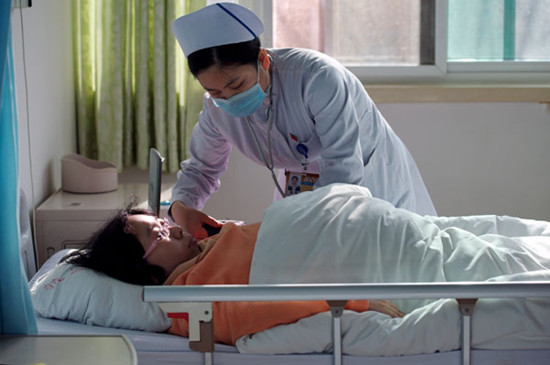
[448, 0, 517, 61]
[0, 0, 37, 334]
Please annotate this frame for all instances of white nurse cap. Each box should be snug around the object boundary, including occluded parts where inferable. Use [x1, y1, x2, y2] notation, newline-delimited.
[172, 2, 264, 57]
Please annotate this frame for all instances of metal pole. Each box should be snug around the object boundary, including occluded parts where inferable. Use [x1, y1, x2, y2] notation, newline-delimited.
[328, 301, 347, 365]
[145, 282, 550, 303]
[204, 352, 212, 365]
[457, 299, 477, 365]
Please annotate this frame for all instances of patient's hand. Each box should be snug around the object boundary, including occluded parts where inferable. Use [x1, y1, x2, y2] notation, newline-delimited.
[170, 201, 222, 240]
[369, 300, 404, 318]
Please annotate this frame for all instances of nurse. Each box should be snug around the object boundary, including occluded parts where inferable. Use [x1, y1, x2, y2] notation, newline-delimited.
[170, 2, 436, 238]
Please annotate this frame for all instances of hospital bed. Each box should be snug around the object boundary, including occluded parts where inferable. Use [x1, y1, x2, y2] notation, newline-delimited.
[29, 250, 550, 365]
[28, 150, 550, 364]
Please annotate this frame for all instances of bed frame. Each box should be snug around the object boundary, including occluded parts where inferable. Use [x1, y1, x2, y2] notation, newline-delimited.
[144, 281, 550, 365]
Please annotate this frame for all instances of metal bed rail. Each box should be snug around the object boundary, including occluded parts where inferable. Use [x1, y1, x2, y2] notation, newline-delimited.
[144, 281, 550, 365]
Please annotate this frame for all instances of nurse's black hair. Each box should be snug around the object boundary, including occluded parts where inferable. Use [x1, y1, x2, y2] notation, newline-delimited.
[187, 37, 261, 76]
[60, 208, 167, 285]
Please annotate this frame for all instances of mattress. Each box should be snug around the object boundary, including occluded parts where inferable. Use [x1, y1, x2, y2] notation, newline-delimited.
[36, 316, 550, 365]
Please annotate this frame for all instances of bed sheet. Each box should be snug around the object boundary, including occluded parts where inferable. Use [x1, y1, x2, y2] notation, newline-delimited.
[36, 316, 550, 365]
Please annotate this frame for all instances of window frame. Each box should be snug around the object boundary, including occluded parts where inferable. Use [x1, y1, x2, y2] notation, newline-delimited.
[248, 0, 550, 85]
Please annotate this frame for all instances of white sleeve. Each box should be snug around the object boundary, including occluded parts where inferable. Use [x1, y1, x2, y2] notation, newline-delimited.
[171, 100, 232, 209]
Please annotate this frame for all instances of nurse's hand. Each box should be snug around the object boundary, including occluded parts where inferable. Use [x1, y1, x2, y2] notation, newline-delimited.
[368, 300, 405, 318]
[170, 201, 222, 240]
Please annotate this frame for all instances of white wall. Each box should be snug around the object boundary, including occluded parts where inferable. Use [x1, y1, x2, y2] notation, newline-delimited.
[203, 102, 550, 223]
[12, 1, 76, 208]
[381, 102, 550, 221]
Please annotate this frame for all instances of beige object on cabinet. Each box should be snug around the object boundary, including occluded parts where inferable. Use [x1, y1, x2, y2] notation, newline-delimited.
[61, 153, 118, 193]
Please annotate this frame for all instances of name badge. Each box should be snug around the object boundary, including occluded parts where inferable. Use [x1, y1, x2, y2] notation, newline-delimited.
[285, 171, 320, 196]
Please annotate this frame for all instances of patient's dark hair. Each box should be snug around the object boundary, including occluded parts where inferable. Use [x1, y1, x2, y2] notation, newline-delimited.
[61, 208, 167, 285]
[187, 38, 261, 76]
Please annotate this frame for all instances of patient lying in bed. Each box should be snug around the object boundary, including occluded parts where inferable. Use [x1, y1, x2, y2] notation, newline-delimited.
[60, 192, 400, 345]
[59, 183, 550, 351]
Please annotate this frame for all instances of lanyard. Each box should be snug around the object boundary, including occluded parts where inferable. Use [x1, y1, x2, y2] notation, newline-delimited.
[246, 102, 286, 197]
[247, 52, 287, 197]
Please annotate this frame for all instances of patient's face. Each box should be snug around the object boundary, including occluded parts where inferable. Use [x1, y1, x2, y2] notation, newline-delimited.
[126, 214, 201, 275]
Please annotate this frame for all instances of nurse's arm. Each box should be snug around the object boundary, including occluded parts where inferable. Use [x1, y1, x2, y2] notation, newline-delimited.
[170, 201, 222, 240]
[171, 97, 233, 210]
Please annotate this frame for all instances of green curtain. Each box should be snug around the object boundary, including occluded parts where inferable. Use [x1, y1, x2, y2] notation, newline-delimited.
[73, 0, 205, 172]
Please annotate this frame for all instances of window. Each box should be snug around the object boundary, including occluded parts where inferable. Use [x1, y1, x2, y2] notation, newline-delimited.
[244, 0, 550, 83]
[447, 0, 550, 75]
[448, 0, 550, 62]
[272, 0, 431, 66]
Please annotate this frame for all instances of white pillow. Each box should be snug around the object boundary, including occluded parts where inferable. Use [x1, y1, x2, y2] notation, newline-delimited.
[30, 250, 171, 332]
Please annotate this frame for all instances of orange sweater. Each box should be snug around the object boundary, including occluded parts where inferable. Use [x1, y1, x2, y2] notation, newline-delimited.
[166, 222, 369, 346]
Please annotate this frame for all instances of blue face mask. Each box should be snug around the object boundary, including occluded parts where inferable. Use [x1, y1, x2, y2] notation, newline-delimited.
[212, 62, 268, 118]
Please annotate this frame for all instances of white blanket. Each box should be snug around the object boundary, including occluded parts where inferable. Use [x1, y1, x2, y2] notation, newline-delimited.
[238, 184, 550, 356]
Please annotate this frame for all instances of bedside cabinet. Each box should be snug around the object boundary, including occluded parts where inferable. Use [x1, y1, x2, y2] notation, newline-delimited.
[0, 335, 137, 365]
[35, 183, 172, 268]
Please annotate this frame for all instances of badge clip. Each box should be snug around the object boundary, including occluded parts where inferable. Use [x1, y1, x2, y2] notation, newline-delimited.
[296, 143, 309, 170]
